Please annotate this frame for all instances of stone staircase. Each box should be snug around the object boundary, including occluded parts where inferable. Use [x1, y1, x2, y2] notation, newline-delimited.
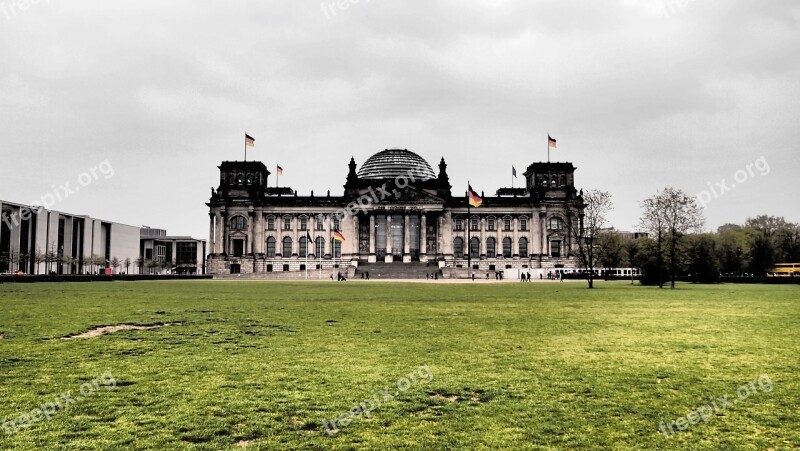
[354, 262, 441, 280]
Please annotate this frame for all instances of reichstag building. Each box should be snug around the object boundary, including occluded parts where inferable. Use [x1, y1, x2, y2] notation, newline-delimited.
[206, 149, 584, 277]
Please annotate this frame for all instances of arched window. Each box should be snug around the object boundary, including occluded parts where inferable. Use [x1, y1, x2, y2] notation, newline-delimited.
[282, 237, 292, 256]
[549, 217, 564, 230]
[503, 216, 512, 231]
[266, 215, 276, 230]
[519, 216, 529, 231]
[299, 215, 308, 231]
[231, 216, 247, 230]
[315, 237, 325, 256]
[453, 237, 464, 259]
[470, 237, 480, 259]
[299, 236, 308, 257]
[487, 216, 496, 231]
[282, 215, 292, 231]
[519, 237, 529, 258]
[486, 237, 496, 258]
[266, 237, 276, 258]
[502, 237, 512, 258]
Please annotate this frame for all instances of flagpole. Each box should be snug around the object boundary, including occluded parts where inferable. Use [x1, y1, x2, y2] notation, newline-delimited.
[467, 182, 471, 271]
[547, 135, 550, 163]
[244, 132, 247, 162]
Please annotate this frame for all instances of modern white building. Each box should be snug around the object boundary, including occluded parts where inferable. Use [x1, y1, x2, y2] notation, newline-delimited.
[1, 200, 140, 275]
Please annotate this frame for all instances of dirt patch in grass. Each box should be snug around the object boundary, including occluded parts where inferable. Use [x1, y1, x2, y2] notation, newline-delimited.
[236, 440, 251, 447]
[62, 323, 179, 340]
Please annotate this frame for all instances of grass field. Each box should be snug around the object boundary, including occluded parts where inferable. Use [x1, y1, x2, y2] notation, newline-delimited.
[0, 281, 798, 450]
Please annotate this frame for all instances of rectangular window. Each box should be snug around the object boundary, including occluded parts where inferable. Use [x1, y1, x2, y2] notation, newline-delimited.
[520, 218, 528, 231]
[454, 218, 464, 231]
[267, 217, 275, 230]
[300, 217, 308, 231]
[470, 217, 479, 231]
[316, 215, 325, 231]
[504, 217, 512, 231]
[283, 216, 292, 230]
[550, 240, 561, 258]
[233, 240, 244, 257]
[487, 218, 495, 231]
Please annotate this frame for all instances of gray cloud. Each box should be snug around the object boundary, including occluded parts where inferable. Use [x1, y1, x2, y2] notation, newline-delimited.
[1, 0, 798, 237]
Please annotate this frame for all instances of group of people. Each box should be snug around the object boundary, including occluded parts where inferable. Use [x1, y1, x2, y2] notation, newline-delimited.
[425, 272, 439, 280]
[546, 271, 563, 281]
[519, 272, 533, 282]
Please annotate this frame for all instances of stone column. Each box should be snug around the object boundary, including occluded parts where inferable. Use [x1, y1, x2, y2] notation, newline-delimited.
[512, 217, 519, 259]
[255, 209, 264, 255]
[292, 215, 299, 256]
[403, 214, 411, 262]
[248, 209, 255, 255]
[480, 217, 486, 257]
[215, 212, 223, 254]
[326, 214, 332, 256]
[221, 212, 229, 255]
[208, 214, 215, 257]
[369, 215, 376, 254]
[352, 215, 359, 258]
[420, 214, 427, 256]
[386, 214, 392, 262]
[541, 210, 547, 256]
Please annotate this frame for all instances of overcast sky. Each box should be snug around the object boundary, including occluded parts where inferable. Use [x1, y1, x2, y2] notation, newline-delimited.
[2, 0, 798, 239]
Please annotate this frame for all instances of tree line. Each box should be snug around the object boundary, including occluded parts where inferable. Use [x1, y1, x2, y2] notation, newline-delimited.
[572, 187, 798, 288]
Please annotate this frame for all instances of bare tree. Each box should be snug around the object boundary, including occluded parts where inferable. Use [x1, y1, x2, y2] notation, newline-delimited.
[34, 247, 46, 275]
[569, 190, 613, 289]
[111, 257, 120, 274]
[640, 187, 704, 288]
[124, 257, 131, 274]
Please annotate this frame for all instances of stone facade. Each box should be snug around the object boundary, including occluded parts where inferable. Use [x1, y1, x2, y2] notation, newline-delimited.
[206, 149, 586, 276]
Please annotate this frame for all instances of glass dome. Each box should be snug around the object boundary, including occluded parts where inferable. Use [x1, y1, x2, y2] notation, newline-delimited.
[357, 149, 436, 180]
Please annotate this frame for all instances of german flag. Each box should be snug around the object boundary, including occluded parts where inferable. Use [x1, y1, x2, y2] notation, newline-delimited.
[277, 165, 283, 176]
[548, 134, 557, 149]
[245, 133, 255, 147]
[468, 184, 482, 208]
[333, 230, 346, 242]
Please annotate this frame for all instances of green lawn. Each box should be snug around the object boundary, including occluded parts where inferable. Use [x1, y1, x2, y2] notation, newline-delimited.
[0, 281, 798, 450]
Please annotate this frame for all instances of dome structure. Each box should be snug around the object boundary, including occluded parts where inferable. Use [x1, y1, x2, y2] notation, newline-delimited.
[357, 149, 436, 180]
